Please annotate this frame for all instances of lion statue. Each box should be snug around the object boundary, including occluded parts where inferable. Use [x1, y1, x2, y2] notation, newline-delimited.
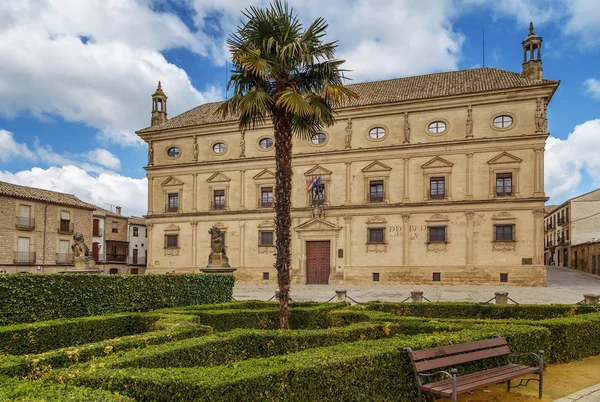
[72, 232, 96, 268]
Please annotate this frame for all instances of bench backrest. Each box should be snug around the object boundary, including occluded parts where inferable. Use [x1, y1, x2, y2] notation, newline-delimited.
[406, 337, 509, 373]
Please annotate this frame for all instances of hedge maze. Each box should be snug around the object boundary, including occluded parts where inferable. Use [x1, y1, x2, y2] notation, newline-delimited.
[0, 301, 599, 401]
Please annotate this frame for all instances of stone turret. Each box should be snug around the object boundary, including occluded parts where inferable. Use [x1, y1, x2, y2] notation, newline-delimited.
[522, 22, 543, 81]
[151, 81, 168, 127]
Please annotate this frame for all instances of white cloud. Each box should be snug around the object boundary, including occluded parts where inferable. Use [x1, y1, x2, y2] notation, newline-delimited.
[584, 78, 600, 100]
[460, 0, 560, 26]
[545, 119, 600, 202]
[0, 130, 36, 162]
[564, 0, 600, 47]
[0, 0, 222, 147]
[0, 166, 147, 217]
[84, 149, 121, 171]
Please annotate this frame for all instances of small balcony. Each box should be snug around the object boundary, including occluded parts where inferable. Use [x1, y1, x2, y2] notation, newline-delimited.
[211, 201, 226, 210]
[259, 199, 273, 208]
[15, 216, 35, 231]
[164, 204, 179, 213]
[106, 253, 127, 263]
[559, 237, 568, 245]
[93, 228, 104, 237]
[368, 193, 385, 203]
[127, 256, 147, 266]
[310, 195, 326, 206]
[494, 186, 513, 197]
[429, 193, 446, 200]
[14, 252, 36, 265]
[58, 221, 74, 235]
[56, 253, 74, 265]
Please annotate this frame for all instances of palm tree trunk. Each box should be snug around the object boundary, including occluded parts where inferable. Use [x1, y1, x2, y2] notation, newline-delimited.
[273, 110, 293, 330]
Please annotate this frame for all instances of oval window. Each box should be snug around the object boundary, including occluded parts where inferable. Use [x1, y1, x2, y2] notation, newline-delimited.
[212, 142, 226, 153]
[167, 147, 180, 158]
[259, 138, 273, 149]
[428, 121, 447, 134]
[311, 132, 327, 144]
[493, 115, 513, 128]
[369, 127, 386, 139]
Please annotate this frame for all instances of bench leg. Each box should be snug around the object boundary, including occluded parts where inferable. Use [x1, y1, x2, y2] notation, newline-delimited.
[507, 379, 511, 392]
[539, 350, 545, 399]
[417, 388, 421, 402]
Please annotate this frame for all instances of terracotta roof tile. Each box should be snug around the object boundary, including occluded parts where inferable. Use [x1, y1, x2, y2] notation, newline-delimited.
[138, 67, 559, 134]
[93, 206, 125, 218]
[0, 181, 94, 209]
[128, 216, 146, 226]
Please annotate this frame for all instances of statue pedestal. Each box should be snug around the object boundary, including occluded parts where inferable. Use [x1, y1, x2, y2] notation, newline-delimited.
[74, 258, 96, 270]
[199, 267, 237, 274]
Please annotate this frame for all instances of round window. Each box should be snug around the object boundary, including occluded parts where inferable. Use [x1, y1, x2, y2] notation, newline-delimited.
[212, 142, 226, 154]
[369, 127, 386, 139]
[428, 121, 447, 134]
[493, 115, 513, 128]
[311, 132, 327, 144]
[167, 147, 180, 158]
[259, 137, 273, 149]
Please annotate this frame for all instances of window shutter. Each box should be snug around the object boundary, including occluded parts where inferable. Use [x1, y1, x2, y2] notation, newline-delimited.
[61, 211, 70, 220]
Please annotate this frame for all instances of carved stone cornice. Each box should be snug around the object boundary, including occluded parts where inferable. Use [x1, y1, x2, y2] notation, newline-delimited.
[427, 243, 447, 253]
[366, 243, 387, 253]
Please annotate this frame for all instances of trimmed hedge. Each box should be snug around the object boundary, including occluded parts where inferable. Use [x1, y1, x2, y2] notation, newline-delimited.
[363, 301, 599, 320]
[55, 325, 550, 402]
[0, 273, 235, 325]
[0, 314, 213, 378]
[0, 375, 133, 402]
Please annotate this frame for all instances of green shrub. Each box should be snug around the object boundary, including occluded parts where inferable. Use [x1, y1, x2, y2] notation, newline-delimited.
[0, 274, 235, 325]
[56, 325, 549, 402]
[0, 375, 134, 401]
[363, 301, 599, 320]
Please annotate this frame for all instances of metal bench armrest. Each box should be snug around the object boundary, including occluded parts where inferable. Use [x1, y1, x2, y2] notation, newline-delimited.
[509, 350, 544, 368]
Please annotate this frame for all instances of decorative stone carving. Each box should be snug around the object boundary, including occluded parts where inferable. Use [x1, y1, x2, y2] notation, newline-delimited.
[466, 105, 474, 138]
[427, 243, 447, 253]
[366, 216, 387, 224]
[492, 242, 516, 252]
[366, 243, 387, 253]
[311, 204, 324, 219]
[193, 136, 199, 162]
[148, 141, 154, 166]
[403, 112, 411, 144]
[164, 249, 180, 256]
[466, 211, 475, 221]
[535, 98, 546, 133]
[344, 118, 352, 149]
[533, 209, 544, 217]
[207, 225, 230, 268]
[428, 213, 449, 222]
[239, 129, 246, 157]
[402, 213, 411, 222]
[71, 233, 96, 269]
[543, 101, 548, 132]
[165, 223, 180, 231]
[492, 212, 513, 220]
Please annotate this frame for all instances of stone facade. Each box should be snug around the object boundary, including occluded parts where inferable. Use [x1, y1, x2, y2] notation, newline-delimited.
[137, 26, 558, 286]
[0, 185, 93, 274]
[570, 241, 600, 276]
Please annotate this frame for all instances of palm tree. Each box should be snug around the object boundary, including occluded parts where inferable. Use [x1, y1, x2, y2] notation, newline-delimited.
[216, 0, 357, 329]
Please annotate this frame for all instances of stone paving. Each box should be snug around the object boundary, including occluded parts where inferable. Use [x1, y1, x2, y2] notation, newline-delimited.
[233, 266, 600, 304]
[555, 383, 600, 402]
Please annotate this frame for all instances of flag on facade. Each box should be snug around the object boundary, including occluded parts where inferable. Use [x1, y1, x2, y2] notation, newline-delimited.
[307, 175, 321, 192]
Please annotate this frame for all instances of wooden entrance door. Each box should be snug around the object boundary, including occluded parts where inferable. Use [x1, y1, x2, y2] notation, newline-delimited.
[132, 249, 138, 265]
[306, 241, 330, 284]
[92, 243, 99, 262]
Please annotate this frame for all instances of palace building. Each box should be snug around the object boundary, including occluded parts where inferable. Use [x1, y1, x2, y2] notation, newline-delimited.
[137, 24, 558, 285]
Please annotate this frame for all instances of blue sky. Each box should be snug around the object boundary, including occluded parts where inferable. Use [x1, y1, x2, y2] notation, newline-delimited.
[0, 0, 599, 216]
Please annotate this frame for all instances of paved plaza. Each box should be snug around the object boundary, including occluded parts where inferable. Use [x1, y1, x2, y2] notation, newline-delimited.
[233, 267, 600, 304]
[556, 383, 600, 402]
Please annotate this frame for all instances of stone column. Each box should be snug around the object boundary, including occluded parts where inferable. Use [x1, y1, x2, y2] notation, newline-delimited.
[534, 148, 543, 197]
[466, 153, 473, 200]
[240, 222, 246, 267]
[533, 209, 544, 265]
[192, 174, 198, 212]
[240, 170, 246, 209]
[191, 221, 198, 269]
[344, 162, 352, 205]
[147, 177, 153, 214]
[146, 223, 153, 270]
[466, 211, 474, 268]
[539, 147, 545, 195]
[403, 158, 410, 202]
[343, 215, 352, 268]
[402, 213, 410, 266]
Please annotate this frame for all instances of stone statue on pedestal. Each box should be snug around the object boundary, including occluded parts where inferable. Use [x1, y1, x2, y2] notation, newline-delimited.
[72, 233, 96, 269]
[207, 225, 230, 268]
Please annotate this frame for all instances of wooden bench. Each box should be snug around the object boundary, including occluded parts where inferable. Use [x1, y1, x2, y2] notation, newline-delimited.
[405, 336, 544, 402]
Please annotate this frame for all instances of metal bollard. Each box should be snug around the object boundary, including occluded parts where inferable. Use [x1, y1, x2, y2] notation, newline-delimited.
[411, 291, 424, 303]
[495, 291, 509, 305]
[335, 290, 347, 301]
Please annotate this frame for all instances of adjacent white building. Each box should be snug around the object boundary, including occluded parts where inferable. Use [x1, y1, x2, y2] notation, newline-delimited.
[127, 216, 147, 273]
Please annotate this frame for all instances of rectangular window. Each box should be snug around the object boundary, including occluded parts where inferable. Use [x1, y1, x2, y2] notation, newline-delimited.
[168, 193, 179, 212]
[58, 240, 71, 264]
[429, 177, 445, 199]
[18, 205, 33, 229]
[500, 273, 509, 283]
[496, 173, 513, 196]
[369, 180, 384, 203]
[311, 184, 326, 205]
[433, 272, 441, 282]
[59, 211, 72, 233]
[112, 221, 118, 233]
[213, 190, 225, 210]
[16, 237, 33, 264]
[495, 224, 515, 241]
[263, 272, 270, 280]
[133, 227, 139, 237]
[428, 226, 446, 243]
[165, 234, 178, 249]
[261, 187, 273, 208]
[259, 231, 274, 246]
[368, 228, 385, 244]
[372, 272, 380, 282]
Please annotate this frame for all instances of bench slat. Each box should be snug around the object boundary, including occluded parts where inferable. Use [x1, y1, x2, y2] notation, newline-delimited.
[422, 364, 539, 397]
[409, 337, 507, 362]
[414, 345, 510, 372]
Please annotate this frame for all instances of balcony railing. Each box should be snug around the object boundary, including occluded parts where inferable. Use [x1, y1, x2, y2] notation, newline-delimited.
[259, 199, 273, 208]
[310, 195, 326, 205]
[211, 201, 226, 210]
[368, 193, 385, 203]
[14, 252, 36, 265]
[559, 237, 568, 245]
[127, 256, 147, 266]
[164, 204, 179, 213]
[56, 253, 74, 265]
[93, 228, 104, 237]
[106, 254, 127, 263]
[58, 222, 74, 235]
[494, 186, 513, 197]
[16, 216, 35, 231]
[429, 193, 446, 200]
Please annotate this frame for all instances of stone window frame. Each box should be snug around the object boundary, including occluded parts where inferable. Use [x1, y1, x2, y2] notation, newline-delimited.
[421, 157, 453, 203]
[210, 140, 228, 156]
[307, 131, 329, 147]
[133, 227, 139, 237]
[491, 212, 517, 251]
[487, 153, 521, 200]
[490, 112, 517, 132]
[425, 214, 450, 252]
[165, 145, 182, 160]
[365, 124, 389, 143]
[304, 166, 332, 207]
[425, 118, 450, 136]
[164, 234, 179, 249]
[494, 224, 516, 242]
[206, 172, 231, 211]
[365, 216, 387, 253]
[367, 227, 386, 244]
[362, 161, 392, 204]
[253, 170, 276, 209]
[161, 177, 184, 214]
[259, 186, 274, 209]
[427, 225, 448, 244]
[258, 230, 275, 246]
[16, 202, 34, 231]
[256, 136, 274, 152]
